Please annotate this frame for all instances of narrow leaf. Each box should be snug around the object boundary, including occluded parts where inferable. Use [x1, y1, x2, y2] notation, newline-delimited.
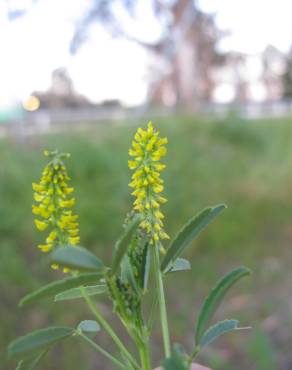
[200, 319, 241, 348]
[195, 267, 251, 343]
[49, 246, 104, 272]
[111, 215, 141, 275]
[141, 243, 151, 291]
[121, 255, 140, 294]
[161, 204, 226, 272]
[166, 258, 191, 274]
[19, 273, 103, 306]
[8, 327, 73, 359]
[54, 284, 107, 302]
[78, 320, 100, 334]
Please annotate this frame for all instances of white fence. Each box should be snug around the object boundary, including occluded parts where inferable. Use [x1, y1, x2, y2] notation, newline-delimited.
[1, 100, 292, 139]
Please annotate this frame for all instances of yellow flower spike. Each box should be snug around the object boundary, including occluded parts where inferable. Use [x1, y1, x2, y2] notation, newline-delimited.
[32, 150, 80, 271]
[128, 122, 169, 244]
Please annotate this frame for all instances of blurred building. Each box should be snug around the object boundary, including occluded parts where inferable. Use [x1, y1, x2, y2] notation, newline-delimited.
[211, 46, 285, 104]
[33, 68, 94, 109]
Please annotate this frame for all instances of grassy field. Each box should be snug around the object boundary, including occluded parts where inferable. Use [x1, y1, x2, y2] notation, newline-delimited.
[2, 115, 292, 369]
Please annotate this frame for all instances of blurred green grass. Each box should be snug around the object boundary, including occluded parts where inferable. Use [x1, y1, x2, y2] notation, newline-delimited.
[2, 115, 292, 369]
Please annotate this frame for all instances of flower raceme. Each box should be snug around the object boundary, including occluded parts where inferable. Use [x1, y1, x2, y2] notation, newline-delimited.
[128, 122, 169, 245]
[32, 150, 80, 270]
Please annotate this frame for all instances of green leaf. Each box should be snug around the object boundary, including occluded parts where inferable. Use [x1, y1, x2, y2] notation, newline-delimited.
[200, 319, 242, 348]
[49, 246, 104, 272]
[141, 243, 151, 291]
[54, 284, 107, 302]
[161, 204, 226, 272]
[8, 327, 73, 359]
[161, 344, 188, 370]
[19, 273, 103, 306]
[166, 258, 191, 274]
[195, 267, 251, 344]
[78, 320, 100, 336]
[15, 350, 48, 370]
[111, 215, 141, 275]
[121, 255, 140, 294]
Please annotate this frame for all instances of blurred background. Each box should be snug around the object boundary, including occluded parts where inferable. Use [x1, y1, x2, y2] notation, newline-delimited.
[1, 1, 292, 369]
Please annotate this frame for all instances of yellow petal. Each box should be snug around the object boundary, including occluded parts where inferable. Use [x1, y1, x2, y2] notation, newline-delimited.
[69, 236, 80, 245]
[34, 219, 48, 231]
[38, 244, 52, 252]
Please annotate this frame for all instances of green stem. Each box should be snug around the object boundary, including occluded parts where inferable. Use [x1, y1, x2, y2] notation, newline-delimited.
[105, 275, 152, 370]
[78, 331, 127, 370]
[80, 286, 140, 370]
[138, 342, 151, 370]
[153, 246, 171, 357]
[133, 324, 151, 370]
[188, 346, 200, 366]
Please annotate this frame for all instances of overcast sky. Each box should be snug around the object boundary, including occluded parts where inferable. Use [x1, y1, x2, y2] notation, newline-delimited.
[0, 0, 292, 107]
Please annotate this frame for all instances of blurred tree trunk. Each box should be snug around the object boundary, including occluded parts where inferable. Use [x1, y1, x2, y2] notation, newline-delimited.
[149, 0, 222, 111]
[282, 51, 292, 98]
[70, 0, 224, 111]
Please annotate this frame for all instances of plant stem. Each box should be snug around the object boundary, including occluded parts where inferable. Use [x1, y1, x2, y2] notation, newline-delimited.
[80, 286, 140, 370]
[138, 342, 152, 370]
[153, 246, 171, 357]
[133, 324, 151, 370]
[78, 331, 127, 370]
[188, 346, 200, 366]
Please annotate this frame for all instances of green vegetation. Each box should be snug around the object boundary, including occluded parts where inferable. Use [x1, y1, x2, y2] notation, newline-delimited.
[2, 115, 292, 369]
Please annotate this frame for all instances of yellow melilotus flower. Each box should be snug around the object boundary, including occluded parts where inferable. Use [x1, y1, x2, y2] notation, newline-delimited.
[32, 150, 80, 271]
[128, 122, 169, 245]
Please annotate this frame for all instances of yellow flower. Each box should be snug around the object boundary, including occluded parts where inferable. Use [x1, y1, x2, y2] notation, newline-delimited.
[34, 219, 48, 231]
[59, 198, 75, 208]
[128, 122, 169, 245]
[46, 231, 57, 243]
[32, 150, 80, 271]
[68, 236, 80, 245]
[38, 244, 52, 252]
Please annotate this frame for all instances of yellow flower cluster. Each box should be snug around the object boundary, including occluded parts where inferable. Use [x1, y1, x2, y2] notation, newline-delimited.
[128, 122, 169, 245]
[32, 150, 80, 270]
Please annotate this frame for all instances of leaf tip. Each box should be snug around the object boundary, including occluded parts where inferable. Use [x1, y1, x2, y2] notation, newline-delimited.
[240, 266, 252, 275]
[214, 203, 227, 211]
